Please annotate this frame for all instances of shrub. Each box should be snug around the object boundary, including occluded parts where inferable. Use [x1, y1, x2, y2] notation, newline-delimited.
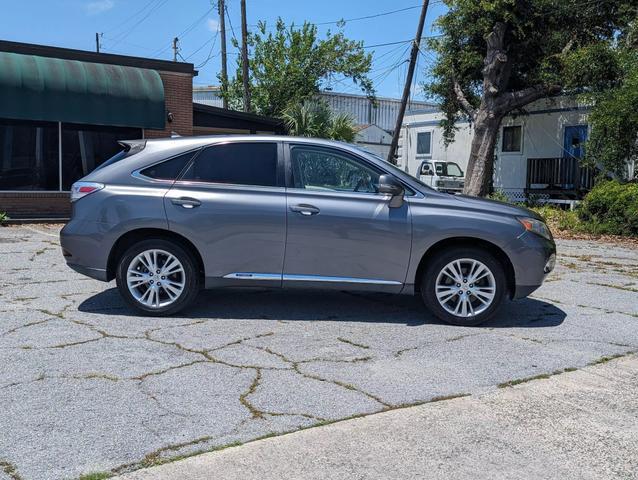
[487, 190, 511, 203]
[0, 212, 9, 224]
[578, 181, 638, 236]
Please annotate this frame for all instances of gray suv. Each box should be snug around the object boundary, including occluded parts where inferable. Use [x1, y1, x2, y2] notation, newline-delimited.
[60, 136, 555, 326]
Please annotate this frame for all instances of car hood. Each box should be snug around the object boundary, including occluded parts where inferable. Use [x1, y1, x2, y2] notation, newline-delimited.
[449, 194, 543, 220]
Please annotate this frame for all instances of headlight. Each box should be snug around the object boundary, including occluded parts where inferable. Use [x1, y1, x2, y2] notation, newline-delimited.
[517, 217, 552, 240]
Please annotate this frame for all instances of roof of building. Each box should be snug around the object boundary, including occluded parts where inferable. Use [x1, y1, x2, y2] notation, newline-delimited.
[0, 40, 196, 75]
[193, 103, 286, 133]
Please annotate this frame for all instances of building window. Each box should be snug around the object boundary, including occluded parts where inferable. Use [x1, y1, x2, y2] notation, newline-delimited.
[0, 119, 142, 191]
[502, 126, 522, 153]
[0, 119, 59, 190]
[61, 124, 141, 191]
[181, 142, 278, 187]
[416, 131, 432, 155]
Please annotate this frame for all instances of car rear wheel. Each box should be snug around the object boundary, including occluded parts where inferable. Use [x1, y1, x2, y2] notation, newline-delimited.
[116, 239, 200, 316]
[421, 247, 506, 326]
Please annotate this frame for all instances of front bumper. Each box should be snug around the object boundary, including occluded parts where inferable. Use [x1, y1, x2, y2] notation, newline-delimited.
[507, 231, 556, 299]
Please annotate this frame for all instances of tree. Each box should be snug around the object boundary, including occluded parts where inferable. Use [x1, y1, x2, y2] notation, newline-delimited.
[427, 0, 637, 196]
[281, 101, 357, 142]
[568, 24, 638, 178]
[222, 18, 374, 118]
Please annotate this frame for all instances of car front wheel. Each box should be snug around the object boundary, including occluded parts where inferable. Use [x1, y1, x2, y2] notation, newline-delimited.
[421, 247, 506, 326]
[116, 239, 200, 316]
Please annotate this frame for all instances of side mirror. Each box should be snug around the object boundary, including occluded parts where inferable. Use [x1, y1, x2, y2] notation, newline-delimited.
[378, 174, 405, 208]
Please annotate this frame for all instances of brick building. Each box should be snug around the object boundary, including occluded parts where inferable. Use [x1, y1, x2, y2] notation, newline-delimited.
[0, 40, 284, 219]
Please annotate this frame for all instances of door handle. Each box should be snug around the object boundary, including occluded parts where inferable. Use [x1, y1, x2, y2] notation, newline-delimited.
[171, 197, 201, 209]
[290, 204, 320, 216]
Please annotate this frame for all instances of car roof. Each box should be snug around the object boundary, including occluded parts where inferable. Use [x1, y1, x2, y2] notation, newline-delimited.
[140, 134, 346, 150]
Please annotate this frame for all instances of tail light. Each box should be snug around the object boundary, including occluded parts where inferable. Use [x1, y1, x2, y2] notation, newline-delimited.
[70, 182, 104, 202]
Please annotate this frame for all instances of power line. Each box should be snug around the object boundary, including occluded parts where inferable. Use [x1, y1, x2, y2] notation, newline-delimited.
[153, 6, 216, 57]
[363, 35, 442, 50]
[109, 0, 169, 47]
[102, 0, 162, 35]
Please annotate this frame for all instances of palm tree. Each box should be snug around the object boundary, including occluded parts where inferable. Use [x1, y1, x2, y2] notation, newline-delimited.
[282, 101, 356, 142]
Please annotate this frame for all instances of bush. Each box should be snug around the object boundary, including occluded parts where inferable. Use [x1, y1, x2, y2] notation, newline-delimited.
[0, 212, 9, 224]
[578, 181, 638, 236]
[487, 190, 511, 203]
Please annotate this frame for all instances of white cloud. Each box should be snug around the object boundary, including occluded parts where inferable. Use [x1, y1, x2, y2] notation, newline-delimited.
[207, 18, 220, 32]
[84, 0, 114, 15]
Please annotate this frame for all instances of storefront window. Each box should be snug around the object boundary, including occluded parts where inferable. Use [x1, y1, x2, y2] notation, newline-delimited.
[61, 124, 141, 190]
[0, 119, 59, 190]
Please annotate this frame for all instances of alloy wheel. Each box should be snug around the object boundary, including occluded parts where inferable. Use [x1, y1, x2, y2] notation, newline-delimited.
[434, 258, 496, 318]
[126, 249, 185, 308]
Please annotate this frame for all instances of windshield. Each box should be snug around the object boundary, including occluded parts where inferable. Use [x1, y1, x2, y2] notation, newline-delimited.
[434, 161, 464, 177]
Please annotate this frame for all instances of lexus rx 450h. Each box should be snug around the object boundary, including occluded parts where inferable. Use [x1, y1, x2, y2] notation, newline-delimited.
[60, 136, 556, 326]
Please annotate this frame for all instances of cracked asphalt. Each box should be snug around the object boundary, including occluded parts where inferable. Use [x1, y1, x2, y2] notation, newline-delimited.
[0, 225, 637, 480]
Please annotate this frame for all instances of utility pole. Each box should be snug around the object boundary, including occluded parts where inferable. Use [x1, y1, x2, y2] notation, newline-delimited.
[172, 37, 179, 62]
[95, 32, 101, 53]
[240, 0, 251, 112]
[218, 0, 228, 109]
[387, 0, 429, 164]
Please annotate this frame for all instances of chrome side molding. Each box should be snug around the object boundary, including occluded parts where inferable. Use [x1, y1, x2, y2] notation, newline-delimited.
[223, 272, 401, 286]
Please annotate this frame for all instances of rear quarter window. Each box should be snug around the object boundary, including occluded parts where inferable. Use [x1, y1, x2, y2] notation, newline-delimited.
[140, 151, 199, 180]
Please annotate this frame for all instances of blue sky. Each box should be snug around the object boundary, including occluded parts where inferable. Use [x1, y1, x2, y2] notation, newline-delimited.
[3, 0, 446, 99]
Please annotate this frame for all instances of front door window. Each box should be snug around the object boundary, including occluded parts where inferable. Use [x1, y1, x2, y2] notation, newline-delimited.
[291, 147, 381, 194]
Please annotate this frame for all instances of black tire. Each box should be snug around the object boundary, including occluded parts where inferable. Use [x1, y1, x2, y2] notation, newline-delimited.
[421, 246, 506, 326]
[115, 238, 200, 316]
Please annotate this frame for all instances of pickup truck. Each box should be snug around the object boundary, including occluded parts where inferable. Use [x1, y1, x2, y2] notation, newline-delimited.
[418, 160, 465, 194]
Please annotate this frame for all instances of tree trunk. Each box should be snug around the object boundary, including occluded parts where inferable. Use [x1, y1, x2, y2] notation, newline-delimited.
[456, 22, 561, 197]
[463, 109, 503, 197]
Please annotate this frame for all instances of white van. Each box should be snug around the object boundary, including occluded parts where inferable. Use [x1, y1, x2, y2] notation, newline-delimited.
[418, 161, 465, 193]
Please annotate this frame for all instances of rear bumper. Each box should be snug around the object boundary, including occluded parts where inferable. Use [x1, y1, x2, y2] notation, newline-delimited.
[67, 263, 108, 282]
[60, 220, 112, 282]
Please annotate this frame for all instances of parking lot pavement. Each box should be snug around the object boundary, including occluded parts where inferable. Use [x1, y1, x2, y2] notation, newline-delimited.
[0, 225, 636, 480]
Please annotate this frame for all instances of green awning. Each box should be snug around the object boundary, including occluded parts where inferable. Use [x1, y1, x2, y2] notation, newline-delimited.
[0, 51, 165, 129]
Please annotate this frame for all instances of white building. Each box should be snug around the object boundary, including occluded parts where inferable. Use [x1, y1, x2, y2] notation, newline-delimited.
[399, 97, 595, 200]
[353, 124, 393, 158]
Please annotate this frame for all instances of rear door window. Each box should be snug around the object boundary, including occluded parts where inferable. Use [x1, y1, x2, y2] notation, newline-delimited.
[180, 142, 278, 187]
[140, 151, 198, 180]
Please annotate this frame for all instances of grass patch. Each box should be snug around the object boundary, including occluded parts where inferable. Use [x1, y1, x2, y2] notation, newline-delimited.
[0, 460, 21, 480]
[78, 473, 112, 480]
[588, 353, 628, 366]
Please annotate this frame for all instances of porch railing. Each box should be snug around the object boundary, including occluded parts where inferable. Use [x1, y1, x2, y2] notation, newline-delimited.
[525, 157, 595, 198]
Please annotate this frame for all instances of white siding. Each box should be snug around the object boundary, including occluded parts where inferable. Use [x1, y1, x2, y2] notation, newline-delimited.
[398, 110, 473, 176]
[400, 97, 591, 198]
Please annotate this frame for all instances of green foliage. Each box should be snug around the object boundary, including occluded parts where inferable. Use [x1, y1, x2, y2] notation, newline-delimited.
[576, 45, 638, 176]
[531, 205, 583, 232]
[282, 101, 356, 142]
[487, 190, 510, 203]
[425, 0, 637, 145]
[78, 473, 112, 480]
[578, 181, 638, 235]
[0, 212, 9, 224]
[222, 19, 374, 117]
